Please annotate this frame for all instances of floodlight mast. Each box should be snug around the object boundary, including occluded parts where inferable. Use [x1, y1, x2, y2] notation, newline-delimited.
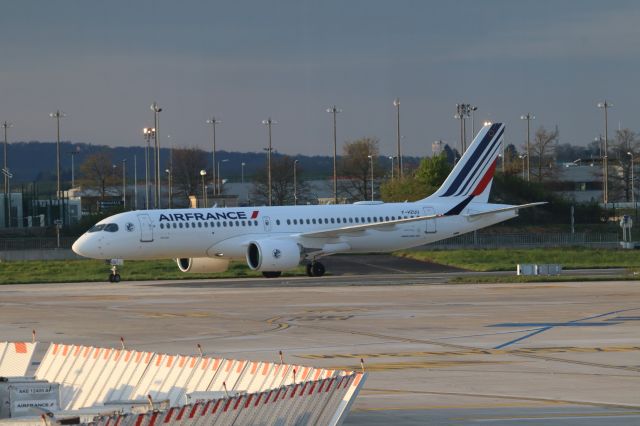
[206, 117, 221, 195]
[597, 100, 613, 204]
[520, 113, 535, 182]
[2, 121, 12, 196]
[262, 118, 277, 206]
[49, 110, 66, 200]
[326, 106, 342, 204]
[150, 102, 162, 208]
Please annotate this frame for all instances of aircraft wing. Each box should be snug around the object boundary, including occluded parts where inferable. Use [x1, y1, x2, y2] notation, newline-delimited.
[299, 214, 440, 238]
[464, 202, 547, 219]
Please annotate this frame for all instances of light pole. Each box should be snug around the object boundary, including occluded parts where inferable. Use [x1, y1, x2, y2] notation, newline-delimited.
[134, 155, 138, 210]
[165, 169, 172, 208]
[470, 105, 478, 136]
[262, 118, 277, 206]
[628, 151, 634, 205]
[206, 117, 221, 195]
[520, 113, 535, 182]
[49, 110, 66, 199]
[367, 155, 374, 201]
[293, 159, 299, 206]
[241, 162, 246, 185]
[393, 98, 403, 178]
[143, 127, 155, 210]
[519, 155, 527, 180]
[2, 121, 12, 196]
[455, 104, 471, 153]
[121, 159, 127, 210]
[597, 101, 613, 204]
[200, 170, 207, 208]
[389, 156, 395, 180]
[68, 146, 80, 188]
[217, 159, 229, 196]
[326, 106, 341, 204]
[150, 102, 162, 208]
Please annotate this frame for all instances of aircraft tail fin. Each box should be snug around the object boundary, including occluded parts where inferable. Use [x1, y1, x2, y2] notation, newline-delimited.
[426, 122, 504, 204]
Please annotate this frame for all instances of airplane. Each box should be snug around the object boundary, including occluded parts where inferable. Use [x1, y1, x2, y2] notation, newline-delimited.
[72, 123, 544, 281]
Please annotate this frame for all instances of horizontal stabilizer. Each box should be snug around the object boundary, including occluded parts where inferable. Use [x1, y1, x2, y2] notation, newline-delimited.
[464, 202, 547, 219]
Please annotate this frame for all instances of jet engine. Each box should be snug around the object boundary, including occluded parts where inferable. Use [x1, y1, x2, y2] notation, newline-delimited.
[246, 239, 302, 271]
[176, 257, 230, 273]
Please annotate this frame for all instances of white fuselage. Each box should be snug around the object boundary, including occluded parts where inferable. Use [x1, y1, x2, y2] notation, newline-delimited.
[72, 200, 516, 261]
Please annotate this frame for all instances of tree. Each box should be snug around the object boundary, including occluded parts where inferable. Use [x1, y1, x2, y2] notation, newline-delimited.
[380, 153, 451, 202]
[172, 147, 208, 202]
[528, 126, 559, 182]
[338, 137, 384, 202]
[251, 155, 312, 205]
[79, 152, 116, 199]
[502, 143, 522, 177]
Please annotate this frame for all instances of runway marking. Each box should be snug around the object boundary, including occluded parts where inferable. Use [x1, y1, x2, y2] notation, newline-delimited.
[467, 413, 640, 422]
[328, 360, 513, 371]
[491, 307, 640, 349]
[298, 345, 640, 359]
[359, 388, 640, 410]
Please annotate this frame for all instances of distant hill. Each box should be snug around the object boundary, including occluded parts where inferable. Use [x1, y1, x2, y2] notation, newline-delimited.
[4, 141, 421, 187]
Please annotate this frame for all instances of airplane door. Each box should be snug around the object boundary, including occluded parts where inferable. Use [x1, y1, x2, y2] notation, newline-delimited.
[423, 207, 436, 233]
[137, 214, 154, 242]
[262, 216, 272, 232]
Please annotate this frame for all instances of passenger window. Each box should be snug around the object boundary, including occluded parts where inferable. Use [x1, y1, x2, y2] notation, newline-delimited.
[204, 222, 208, 228]
[324, 218, 328, 224]
[179, 223, 183, 228]
[242, 220, 246, 226]
[306, 219, 310, 224]
[197, 222, 202, 228]
[223, 222, 227, 227]
[293, 219, 297, 225]
[235, 221, 240, 226]
[159, 224, 164, 229]
[287, 219, 291, 225]
[331, 218, 335, 224]
[355, 218, 359, 223]
[312, 219, 316, 224]
[276, 219, 281, 225]
[254, 220, 258, 226]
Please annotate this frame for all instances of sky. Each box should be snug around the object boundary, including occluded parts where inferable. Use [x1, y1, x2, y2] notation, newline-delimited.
[1, 1, 639, 157]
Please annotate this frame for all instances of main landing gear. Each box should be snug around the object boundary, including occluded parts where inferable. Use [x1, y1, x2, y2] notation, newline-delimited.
[306, 261, 325, 277]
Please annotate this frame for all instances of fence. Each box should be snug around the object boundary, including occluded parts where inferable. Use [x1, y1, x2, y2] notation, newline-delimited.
[424, 232, 620, 250]
[0, 237, 75, 250]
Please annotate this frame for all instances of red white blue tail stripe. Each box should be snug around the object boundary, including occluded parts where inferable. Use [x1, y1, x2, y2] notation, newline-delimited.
[432, 122, 504, 199]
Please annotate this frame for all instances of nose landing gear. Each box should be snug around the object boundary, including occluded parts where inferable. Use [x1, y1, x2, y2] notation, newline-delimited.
[107, 259, 124, 283]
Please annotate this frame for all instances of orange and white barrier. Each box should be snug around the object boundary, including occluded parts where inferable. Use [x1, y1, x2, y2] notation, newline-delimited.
[0, 341, 37, 377]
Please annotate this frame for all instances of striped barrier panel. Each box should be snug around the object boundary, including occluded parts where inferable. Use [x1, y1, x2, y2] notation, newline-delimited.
[206, 358, 249, 393]
[0, 341, 37, 377]
[88, 373, 365, 426]
[130, 353, 202, 406]
[34, 344, 154, 410]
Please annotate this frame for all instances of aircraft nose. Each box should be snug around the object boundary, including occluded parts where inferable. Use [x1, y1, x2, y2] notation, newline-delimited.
[72, 235, 93, 258]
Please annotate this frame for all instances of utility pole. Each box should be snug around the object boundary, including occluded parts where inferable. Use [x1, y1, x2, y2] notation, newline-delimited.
[122, 159, 127, 210]
[143, 127, 155, 210]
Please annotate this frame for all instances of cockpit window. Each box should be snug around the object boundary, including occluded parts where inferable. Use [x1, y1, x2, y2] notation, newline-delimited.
[104, 223, 119, 232]
[87, 224, 106, 233]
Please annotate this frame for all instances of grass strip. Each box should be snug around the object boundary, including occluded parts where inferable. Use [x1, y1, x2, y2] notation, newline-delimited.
[0, 259, 306, 285]
[395, 247, 640, 272]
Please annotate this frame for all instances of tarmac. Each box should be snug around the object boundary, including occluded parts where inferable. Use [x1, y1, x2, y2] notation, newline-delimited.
[0, 256, 639, 425]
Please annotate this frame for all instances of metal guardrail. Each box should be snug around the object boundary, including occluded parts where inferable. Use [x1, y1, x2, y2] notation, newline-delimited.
[426, 232, 620, 249]
[0, 237, 75, 250]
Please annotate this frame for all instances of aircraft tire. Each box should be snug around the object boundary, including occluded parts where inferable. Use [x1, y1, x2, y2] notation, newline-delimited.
[312, 262, 325, 277]
[306, 263, 314, 277]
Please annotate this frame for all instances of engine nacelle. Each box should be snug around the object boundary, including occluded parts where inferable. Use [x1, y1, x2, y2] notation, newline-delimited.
[246, 239, 302, 272]
[176, 257, 230, 273]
